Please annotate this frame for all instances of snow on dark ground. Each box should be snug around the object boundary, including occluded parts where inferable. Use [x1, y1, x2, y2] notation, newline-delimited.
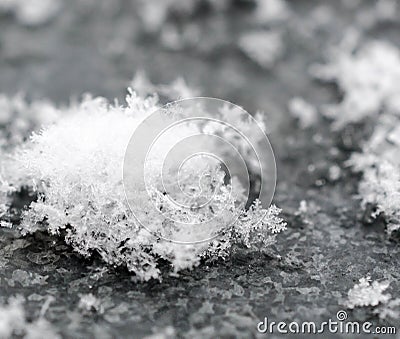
[0, 0, 399, 338]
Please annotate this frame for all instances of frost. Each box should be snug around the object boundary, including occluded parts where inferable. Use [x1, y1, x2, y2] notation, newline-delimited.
[0, 0, 61, 26]
[288, 97, 318, 129]
[238, 30, 284, 69]
[2, 82, 286, 281]
[345, 277, 391, 309]
[0, 296, 59, 339]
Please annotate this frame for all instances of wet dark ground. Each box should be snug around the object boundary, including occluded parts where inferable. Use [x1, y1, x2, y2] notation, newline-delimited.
[1, 0, 399, 338]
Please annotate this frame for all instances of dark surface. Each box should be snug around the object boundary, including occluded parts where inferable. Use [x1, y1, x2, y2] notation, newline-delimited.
[1, 0, 399, 338]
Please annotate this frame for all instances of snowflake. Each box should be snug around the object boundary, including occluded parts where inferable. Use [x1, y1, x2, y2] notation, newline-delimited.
[1, 78, 286, 281]
[347, 97, 400, 234]
[345, 276, 400, 320]
[314, 38, 400, 235]
[311, 39, 400, 129]
[345, 276, 391, 309]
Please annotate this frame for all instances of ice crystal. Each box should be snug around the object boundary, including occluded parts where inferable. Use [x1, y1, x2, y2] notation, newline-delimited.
[2, 84, 285, 281]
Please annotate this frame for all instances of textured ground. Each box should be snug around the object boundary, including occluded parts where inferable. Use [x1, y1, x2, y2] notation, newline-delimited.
[0, 0, 399, 338]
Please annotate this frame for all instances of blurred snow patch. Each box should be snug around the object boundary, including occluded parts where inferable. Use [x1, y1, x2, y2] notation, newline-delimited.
[288, 97, 318, 129]
[346, 276, 391, 309]
[238, 30, 284, 69]
[0, 296, 59, 339]
[0, 0, 61, 26]
[253, 0, 290, 24]
[311, 40, 400, 129]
